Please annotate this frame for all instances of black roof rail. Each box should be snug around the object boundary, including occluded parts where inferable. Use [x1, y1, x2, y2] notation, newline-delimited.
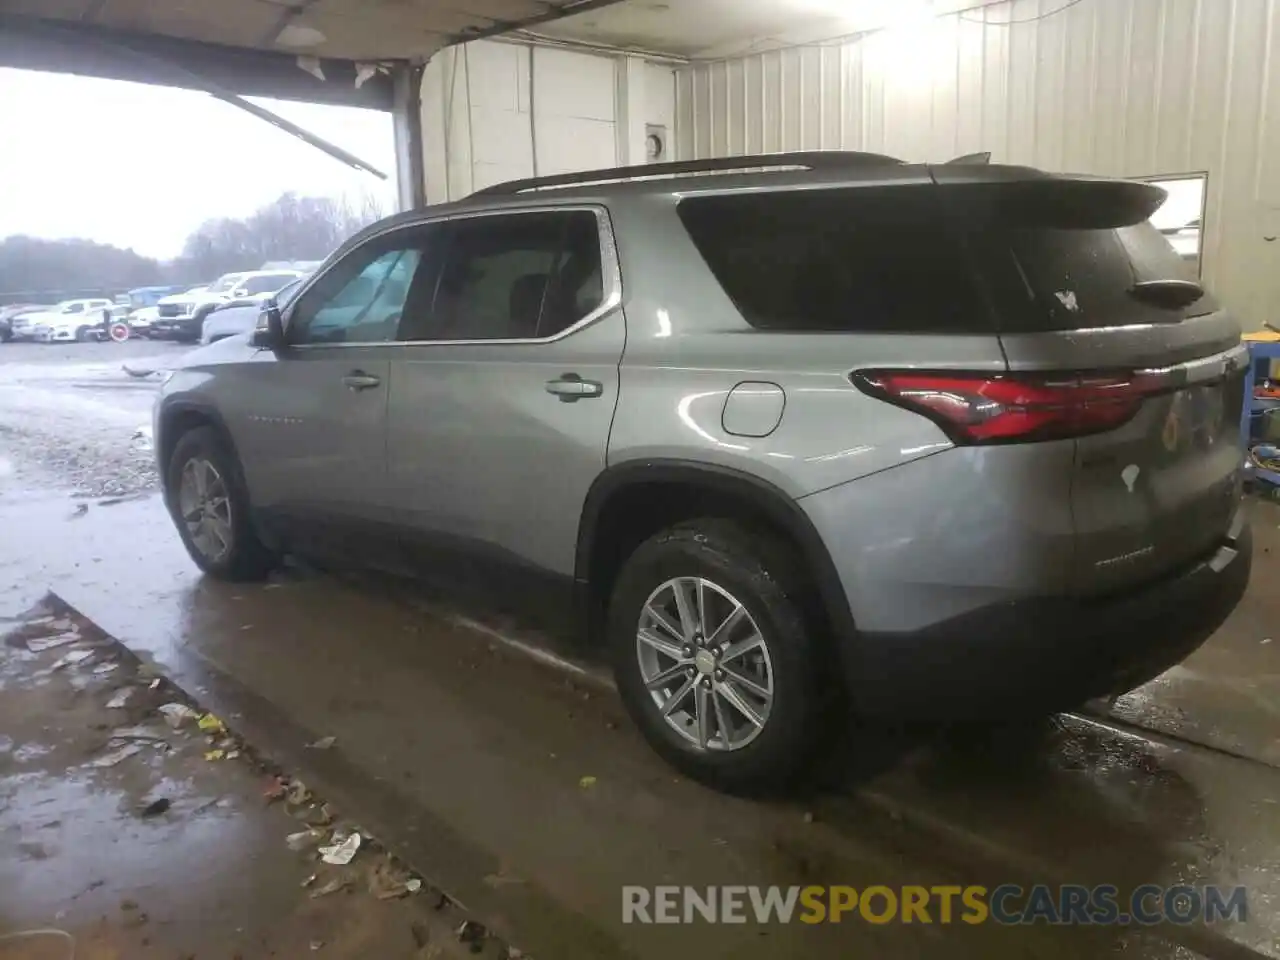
[469, 151, 905, 197]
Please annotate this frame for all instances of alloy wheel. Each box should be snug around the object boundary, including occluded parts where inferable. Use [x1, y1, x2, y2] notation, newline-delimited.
[635, 576, 775, 751]
[177, 457, 233, 563]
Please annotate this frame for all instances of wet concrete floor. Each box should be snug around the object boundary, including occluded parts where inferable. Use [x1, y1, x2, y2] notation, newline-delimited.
[2, 344, 1280, 958]
[0, 599, 496, 959]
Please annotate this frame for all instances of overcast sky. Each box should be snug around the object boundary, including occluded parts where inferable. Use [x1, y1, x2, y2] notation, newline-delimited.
[0, 68, 397, 260]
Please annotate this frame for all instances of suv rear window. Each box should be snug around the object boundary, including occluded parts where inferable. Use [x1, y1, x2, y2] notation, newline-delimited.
[677, 186, 992, 333]
[942, 179, 1218, 332]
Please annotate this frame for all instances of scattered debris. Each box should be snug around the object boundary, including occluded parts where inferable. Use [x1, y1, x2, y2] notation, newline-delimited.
[204, 749, 226, 762]
[456, 920, 487, 947]
[140, 798, 171, 818]
[310, 941, 324, 951]
[70, 503, 89, 518]
[148, 678, 161, 690]
[25, 632, 82, 653]
[1263, 637, 1273, 645]
[306, 735, 337, 750]
[301, 873, 318, 888]
[197, 713, 226, 734]
[367, 857, 420, 900]
[803, 811, 815, 824]
[286, 829, 324, 852]
[226, 749, 241, 760]
[158, 703, 200, 728]
[309, 876, 350, 899]
[285, 780, 312, 806]
[89, 744, 142, 767]
[578, 775, 597, 789]
[264, 778, 288, 803]
[92, 662, 118, 676]
[50, 650, 94, 671]
[319, 832, 362, 866]
[505, 948, 526, 960]
[105, 689, 134, 709]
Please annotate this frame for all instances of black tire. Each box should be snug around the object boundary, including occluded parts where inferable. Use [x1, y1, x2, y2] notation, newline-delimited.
[165, 425, 277, 581]
[75, 326, 92, 342]
[608, 519, 830, 795]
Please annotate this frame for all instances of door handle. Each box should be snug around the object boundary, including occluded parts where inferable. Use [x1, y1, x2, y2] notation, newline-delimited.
[545, 374, 604, 402]
[342, 371, 382, 391]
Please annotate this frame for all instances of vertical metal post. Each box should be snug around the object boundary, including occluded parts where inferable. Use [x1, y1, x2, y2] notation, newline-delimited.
[392, 61, 427, 209]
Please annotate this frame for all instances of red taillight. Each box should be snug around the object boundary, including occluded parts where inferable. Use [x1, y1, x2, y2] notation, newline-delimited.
[852, 370, 1160, 443]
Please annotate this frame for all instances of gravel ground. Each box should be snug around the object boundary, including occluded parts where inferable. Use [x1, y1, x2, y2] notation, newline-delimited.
[0, 341, 183, 497]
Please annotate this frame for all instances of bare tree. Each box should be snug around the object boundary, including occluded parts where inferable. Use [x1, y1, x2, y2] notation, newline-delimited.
[174, 191, 387, 282]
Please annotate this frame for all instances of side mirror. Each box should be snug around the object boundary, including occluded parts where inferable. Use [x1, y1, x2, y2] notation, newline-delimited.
[250, 305, 285, 349]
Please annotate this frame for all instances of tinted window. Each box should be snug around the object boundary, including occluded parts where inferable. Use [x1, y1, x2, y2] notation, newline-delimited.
[421, 211, 604, 342]
[677, 187, 989, 333]
[290, 231, 436, 345]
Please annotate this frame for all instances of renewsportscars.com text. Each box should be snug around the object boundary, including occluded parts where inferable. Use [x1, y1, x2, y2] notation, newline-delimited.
[622, 884, 1248, 926]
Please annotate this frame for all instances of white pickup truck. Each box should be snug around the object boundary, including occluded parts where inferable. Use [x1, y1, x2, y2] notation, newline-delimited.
[151, 271, 302, 342]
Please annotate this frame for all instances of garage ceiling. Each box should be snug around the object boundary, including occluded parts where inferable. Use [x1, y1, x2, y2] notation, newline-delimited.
[0, 0, 625, 62]
[1, 0, 1006, 64]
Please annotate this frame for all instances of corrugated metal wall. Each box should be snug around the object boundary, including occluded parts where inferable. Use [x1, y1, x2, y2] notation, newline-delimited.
[676, 0, 1280, 328]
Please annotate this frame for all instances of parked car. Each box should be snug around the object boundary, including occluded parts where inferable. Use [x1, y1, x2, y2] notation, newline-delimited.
[5, 304, 56, 341]
[152, 272, 302, 342]
[201, 279, 304, 345]
[153, 154, 1251, 793]
[0, 303, 51, 342]
[25, 298, 115, 342]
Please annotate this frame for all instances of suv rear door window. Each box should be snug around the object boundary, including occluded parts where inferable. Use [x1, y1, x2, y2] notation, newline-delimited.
[676, 186, 991, 334]
[420, 210, 605, 342]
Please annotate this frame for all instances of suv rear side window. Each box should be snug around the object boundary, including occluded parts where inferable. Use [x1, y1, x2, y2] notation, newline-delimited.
[677, 186, 991, 333]
[422, 210, 605, 342]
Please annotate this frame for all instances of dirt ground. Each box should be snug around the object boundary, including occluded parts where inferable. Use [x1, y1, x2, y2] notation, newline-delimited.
[0, 599, 515, 960]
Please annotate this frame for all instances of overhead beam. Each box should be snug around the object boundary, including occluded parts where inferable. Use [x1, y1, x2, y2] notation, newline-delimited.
[0, 13, 397, 110]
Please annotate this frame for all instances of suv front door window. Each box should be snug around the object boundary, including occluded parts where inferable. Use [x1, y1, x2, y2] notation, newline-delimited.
[385, 209, 621, 611]
[234, 226, 440, 561]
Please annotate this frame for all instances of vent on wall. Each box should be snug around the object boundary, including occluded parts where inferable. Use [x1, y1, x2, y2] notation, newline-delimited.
[645, 124, 667, 163]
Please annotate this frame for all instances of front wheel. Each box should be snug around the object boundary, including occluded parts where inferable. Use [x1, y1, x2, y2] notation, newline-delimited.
[165, 426, 277, 581]
[75, 325, 93, 342]
[608, 519, 829, 795]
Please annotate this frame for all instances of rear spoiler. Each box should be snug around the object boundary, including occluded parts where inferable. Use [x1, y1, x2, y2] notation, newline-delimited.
[944, 152, 992, 165]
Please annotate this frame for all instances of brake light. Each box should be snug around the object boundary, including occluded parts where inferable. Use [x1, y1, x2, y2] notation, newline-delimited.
[852, 370, 1161, 443]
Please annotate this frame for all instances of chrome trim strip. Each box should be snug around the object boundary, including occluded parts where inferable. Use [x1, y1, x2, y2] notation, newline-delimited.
[1136, 342, 1249, 387]
[286, 204, 623, 350]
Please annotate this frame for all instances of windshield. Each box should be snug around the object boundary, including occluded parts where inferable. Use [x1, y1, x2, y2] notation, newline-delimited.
[242, 273, 297, 295]
[208, 276, 242, 294]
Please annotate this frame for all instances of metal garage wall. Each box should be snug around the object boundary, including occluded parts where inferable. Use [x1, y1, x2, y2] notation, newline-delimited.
[676, 0, 1280, 329]
[421, 39, 677, 202]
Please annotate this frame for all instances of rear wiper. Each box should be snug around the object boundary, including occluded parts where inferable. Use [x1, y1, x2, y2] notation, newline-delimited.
[1129, 279, 1205, 309]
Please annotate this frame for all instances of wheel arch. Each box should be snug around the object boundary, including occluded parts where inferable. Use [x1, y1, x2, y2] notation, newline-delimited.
[156, 399, 244, 493]
[575, 460, 856, 646]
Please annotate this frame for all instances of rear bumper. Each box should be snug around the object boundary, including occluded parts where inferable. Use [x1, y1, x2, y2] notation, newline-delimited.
[844, 518, 1251, 718]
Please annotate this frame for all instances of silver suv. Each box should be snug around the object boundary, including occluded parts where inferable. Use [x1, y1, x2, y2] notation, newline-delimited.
[155, 153, 1251, 793]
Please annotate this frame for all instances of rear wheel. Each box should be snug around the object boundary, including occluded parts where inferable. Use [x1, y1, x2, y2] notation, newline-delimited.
[608, 519, 828, 794]
[165, 426, 276, 581]
[74, 325, 93, 342]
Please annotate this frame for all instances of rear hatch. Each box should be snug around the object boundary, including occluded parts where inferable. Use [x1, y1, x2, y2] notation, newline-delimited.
[935, 170, 1246, 595]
